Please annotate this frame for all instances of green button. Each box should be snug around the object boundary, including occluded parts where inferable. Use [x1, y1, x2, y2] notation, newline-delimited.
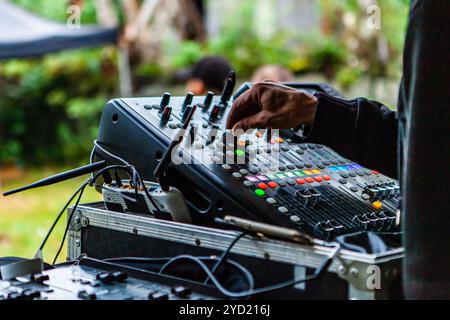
[266, 174, 277, 179]
[235, 149, 245, 157]
[285, 172, 295, 177]
[255, 189, 266, 197]
[294, 171, 304, 176]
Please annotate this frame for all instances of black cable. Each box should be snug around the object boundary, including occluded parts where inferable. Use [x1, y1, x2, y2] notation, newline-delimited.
[35, 178, 91, 258]
[90, 146, 164, 215]
[104, 255, 255, 291]
[156, 242, 340, 298]
[204, 231, 246, 284]
[52, 182, 88, 265]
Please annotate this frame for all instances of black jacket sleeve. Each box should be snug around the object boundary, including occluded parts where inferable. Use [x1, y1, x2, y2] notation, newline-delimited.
[399, 0, 450, 299]
[305, 93, 398, 178]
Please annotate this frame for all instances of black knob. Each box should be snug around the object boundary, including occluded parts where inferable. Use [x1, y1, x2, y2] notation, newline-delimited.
[209, 104, 222, 121]
[78, 290, 97, 300]
[181, 92, 194, 113]
[189, 124, 197, 144]
[171, 286, 192, 298]
[148, 291, 169, 300]
[220, 71, 236, 105]
[202, 91, 214, 111]
[111, 271, 128, 282]
[31, 273, 49, 284]
[96, 272, 114, 284]
[159, 92, 171, 110]
[161, 106, 172, 124]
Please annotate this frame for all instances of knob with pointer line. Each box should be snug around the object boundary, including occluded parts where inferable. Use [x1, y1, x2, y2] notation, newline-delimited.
[160, 106, 172, 125]
[209, 104, 222, 122]
[200, 91, 214, 112]
[158, 92, 171, 112]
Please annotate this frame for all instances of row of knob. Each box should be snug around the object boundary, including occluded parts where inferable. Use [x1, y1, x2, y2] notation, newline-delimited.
[148, 91, 227, 125]
[363, 182, 400, 201]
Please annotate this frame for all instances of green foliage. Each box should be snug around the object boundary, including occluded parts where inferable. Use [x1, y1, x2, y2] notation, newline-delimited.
[0, 48, 118, 165]
[12, 0, 98, 24]
[165, 1, 295, 77]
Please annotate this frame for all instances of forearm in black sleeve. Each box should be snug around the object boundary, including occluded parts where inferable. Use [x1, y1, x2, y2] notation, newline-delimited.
[305, 93, 398, 178]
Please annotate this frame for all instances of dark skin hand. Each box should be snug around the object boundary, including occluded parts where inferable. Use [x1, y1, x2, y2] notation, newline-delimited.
[226, 81, 318, 131]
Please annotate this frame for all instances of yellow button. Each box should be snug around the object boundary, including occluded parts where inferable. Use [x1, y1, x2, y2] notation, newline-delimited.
[372, 201, 383, 210]
[276, 137, 283, 143]
[303, 170, 313, 175]
[312, 169, 321, 174]
[255, 132, 263, 138]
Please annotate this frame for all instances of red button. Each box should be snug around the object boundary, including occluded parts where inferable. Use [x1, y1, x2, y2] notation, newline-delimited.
[323, 175, 332, 181]
[372, 170, 380, 175]
[305, 177, 314, 183]
[314, 177, 323, 183]
[296, 178, 305, 185]
[258, 183, 268, 190]
[268, 182, 278, 188]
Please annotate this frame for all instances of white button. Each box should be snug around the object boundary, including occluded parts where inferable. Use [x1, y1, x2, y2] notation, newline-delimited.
[232, 172, 242, 178]
[222, 164, 231, 170]
[267, 198, 277, 204]
[290, 215, 301, 223]
[278, 207, 288, 213]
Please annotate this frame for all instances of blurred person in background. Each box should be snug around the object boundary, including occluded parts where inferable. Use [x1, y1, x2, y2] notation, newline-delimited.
[251, 64, 295, 83]
[177, 56, 233, 95]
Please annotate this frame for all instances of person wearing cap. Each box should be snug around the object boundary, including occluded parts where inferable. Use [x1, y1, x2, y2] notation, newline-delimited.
[177, 56, 233, 95]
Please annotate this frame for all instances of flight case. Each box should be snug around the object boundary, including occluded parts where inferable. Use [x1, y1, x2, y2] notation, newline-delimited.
[67, 202, 403, 300]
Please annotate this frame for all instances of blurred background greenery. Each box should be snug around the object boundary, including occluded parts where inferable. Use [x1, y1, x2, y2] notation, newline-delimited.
[0, 0, 409, 262]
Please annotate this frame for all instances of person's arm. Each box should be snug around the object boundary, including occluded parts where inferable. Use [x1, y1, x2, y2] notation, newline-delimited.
[226, 82, 398, 177]
[305, 93, 398, 178]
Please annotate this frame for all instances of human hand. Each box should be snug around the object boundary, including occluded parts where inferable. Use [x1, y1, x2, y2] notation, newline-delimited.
[226, 81, 318, 131]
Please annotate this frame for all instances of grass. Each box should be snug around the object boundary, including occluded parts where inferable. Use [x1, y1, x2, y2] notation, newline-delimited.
[0, 166, 102, 264]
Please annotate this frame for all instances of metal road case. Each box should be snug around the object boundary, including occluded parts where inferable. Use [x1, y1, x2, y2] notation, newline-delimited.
[68, 203, 404, 300]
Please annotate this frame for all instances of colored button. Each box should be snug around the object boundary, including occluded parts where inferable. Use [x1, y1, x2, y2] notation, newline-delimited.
[255, 189, 266, 197]
[372, 201, 383, 210]
[372, 170, 380, 175]
[237, 140, 246, 147]
[305, 177, 314, 183]
[296, 178, 305, 185]
[235, 149, 245, 157]
[314, 177, 323, 183]
[312, 169, 321, 174]
[268, 182, 278, 188]
[303, 170, 313, 175]
[276, 137, 283, 143]
[323, 175, 332, 181]
[258, 183, 268, 190]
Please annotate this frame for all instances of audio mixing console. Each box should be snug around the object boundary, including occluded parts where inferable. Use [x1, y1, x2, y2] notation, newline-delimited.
[95, 80, 400, 239]
[0, 258, 219, 300]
